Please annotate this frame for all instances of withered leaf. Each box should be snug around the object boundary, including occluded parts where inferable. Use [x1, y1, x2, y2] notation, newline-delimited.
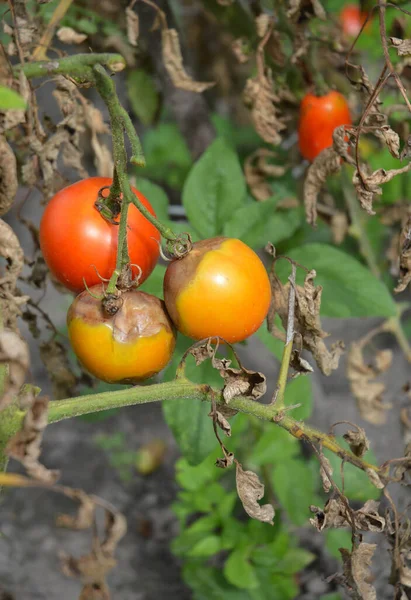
[271, 268, 344, 375]
[340, 543, 377, 600]
[319, 452, 333, 493]
[310, 498, 385, 533]
[0, 136, 17, 216]
[6, 396, 59, 483]
[57, 489, 96, 530]
[354, 163, 411, 216]
[126, 6, 139, 47]
[376, 125, 400, 159]
[304, 147, 342, 226]
[57, 27, 87, 45]
[343, 427, 370, 457]
[243, 69, 285, 146]
[220, 365, 266, 403]
[390, 37, 411, 56]
[394, 216, 411, 293]
[347, 342, 392, 425]
[0, 330, 30, 410]
[0, 220, 29, 329]
[244, 148, 286, 201]
[0, 71, 29, 133]
[236, 462, 274, 524]
[255, 14, 271, 38]
[366, 468, 385, 489]
[331, 211, 349, 245]
[216, 446, 234, 469]
[231, 38, 250, 64]
[162, 29, 215, 93]
[290, 349, 314, 374]
[210, 410, 232, 437]
[287, 0, 326, 21]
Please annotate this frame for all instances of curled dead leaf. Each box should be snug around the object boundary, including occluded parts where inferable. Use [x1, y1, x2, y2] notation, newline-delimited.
[244, 148, 286, 201]
[319, 452, 333, 493]
[0, 136, 17, 216]
[231, 38, 251, 63]
[236, 461, 274, 524]
[394, 216, 411, 293]
[290, 349, 314, 375]
[57, 489, 96, 530]
[354, 163, 411, 216]
[390, 37, 411, 56]
[57, 27, 88, 45]
[126, 6, 139, 47]
[210, 410, 232, 437]
[304, 147, 342, 226]
[287, 0, 326, 20]
[39, 339, 77, 400]
[347, 341, 393, 425]
[340, 543, 377, 600]
[255, 14, 271, 38]
[376, 125, 400, 159]
[6, 396, 59, 482]
[331, 211, 349, 245]
[310, 498, 385, 533]
[0, 330, 29, 410]
[243, 69, 285, 146]
[343, 427, 370, 457]
[162, 28, 215, 93]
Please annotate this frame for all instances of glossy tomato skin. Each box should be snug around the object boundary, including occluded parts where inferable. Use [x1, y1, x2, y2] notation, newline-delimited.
[40, 177, 160, 292]
[163, 237, 271, 344]
[340, 5, 369, 38]
[67, 285, 176, 383]
[298, 91, 352, 162]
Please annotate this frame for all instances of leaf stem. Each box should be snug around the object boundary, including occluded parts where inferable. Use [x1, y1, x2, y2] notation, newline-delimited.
[15, 53, 127, 80]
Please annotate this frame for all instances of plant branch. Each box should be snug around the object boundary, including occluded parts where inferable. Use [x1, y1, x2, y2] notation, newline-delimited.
[44, 379, 381, 477]
[15, 53, 127, 80]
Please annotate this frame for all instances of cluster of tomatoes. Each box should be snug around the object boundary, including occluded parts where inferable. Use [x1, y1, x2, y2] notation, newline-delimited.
[40, 178, 272, 384]
[38, 5, 364, 385]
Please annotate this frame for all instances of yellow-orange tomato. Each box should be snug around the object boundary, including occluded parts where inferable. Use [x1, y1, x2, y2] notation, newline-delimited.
[67, 285, 176, 383]
[163, 237, 271, 344]
[340, 5, 370, 38]
[298, 91, 352, 162]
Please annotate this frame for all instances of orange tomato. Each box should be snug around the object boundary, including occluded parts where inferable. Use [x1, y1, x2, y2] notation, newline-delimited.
[163, 237, 271, 344]
[340, 5, 370, 38]
[298, 91, 352, 162]
[67, 285, 176, 383]
[40, 177, 160, 292]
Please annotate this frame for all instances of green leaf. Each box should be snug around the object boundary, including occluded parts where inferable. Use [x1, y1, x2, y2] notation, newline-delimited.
[249, 426, 299, 466]
[224, 547, 259, 590]
[175, 455, 220, 492]
[284, 374, 312, 420]
[138, 264, 166, 298]
[271, 459, 316, 526]
[188, 535, 222, 557]
[275, 244, 396, 318]
[134, 178, 169, 221]
[126, 70, 159, 126]
[274, 548, 315, 574]
[223, 198, 301, 249]
[183, 138, 246, 239]
[320, 594, 343, 600]
[143, 123, 192, 189]
[182, 564, 253, 600]
[325, 528, 352, 560]
[0, 85, 26, 110]
[323, 445, 381, 502]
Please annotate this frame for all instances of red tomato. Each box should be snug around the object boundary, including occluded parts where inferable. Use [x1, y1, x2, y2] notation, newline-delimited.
[298, 91, 352, 162]
[40, 177, 160, 292]
[340, 5, 370, 38]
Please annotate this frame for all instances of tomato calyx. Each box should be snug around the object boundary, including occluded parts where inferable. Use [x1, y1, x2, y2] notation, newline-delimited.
[164, 232, 193, 260]
[94, 185, 122, 224]
[102, 292, 123, 316]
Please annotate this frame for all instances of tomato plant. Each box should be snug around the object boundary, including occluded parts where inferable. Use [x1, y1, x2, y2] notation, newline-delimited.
[67, 285, 176, 383]
[163, 237, 271, 343]
[298, 91, 352, 162]
[40, 177, 160, 292]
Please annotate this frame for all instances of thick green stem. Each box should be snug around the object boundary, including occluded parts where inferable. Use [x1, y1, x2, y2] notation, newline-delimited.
[15, 53, 126, 80]
[46, 379, 380, 476]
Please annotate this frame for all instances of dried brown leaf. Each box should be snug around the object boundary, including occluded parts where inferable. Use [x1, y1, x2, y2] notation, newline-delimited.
[162, 28, 215, 93]
[331, 211, 349, 245]
[395, 216, 411, 293]
[231, 38, 250, 64]
[216, 445, 234, 469]
[347, 342, 392, 425]
[340, 543, 377, 600]
[0, 220, 29, 328]
[290, 349, 314, 374]
[304, 148, 342, 226]
[244, 148, 286, 201]
[6, 396, 59, 482]
[287, 0, 326, 20]
[390, 37, 411, 56]
[319, 453, 333, 493]
[310, 498, 385, 533]
[255, 14, 271, 38]
[57, 489, 96, 530]
[0, 330, 30, 410]
[376, 125, 400, 158]
[57, 27, 87, 45]
[126, 6, 139, 47]
[0, 71, 29, 133]
[236, 461, 274, 524]
[0, 136, 17, 216]
[366, 468, 385, 489]
[343, 428, 370, 457]
[220, 365, 266, 403]
[354, 164, 411, 216]
[211, 410, 232, 437]
[243, 70, 285, 146]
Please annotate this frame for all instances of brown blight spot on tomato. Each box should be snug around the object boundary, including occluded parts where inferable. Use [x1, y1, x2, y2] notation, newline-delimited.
[67, 285, 176, 383]
[163, 237, 271, 344]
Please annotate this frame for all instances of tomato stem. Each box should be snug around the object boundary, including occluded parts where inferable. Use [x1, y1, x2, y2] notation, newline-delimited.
[15, 53, 126, 80]
[44, 378, 382, 478]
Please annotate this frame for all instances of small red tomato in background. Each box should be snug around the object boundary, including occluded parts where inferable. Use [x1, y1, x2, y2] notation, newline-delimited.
[163, 237, 271, 344]
[40, 177, 160, 293]
[298, 91, 352, 162]
[67, 285, 176, 383]
[340, 4, 370, 38]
